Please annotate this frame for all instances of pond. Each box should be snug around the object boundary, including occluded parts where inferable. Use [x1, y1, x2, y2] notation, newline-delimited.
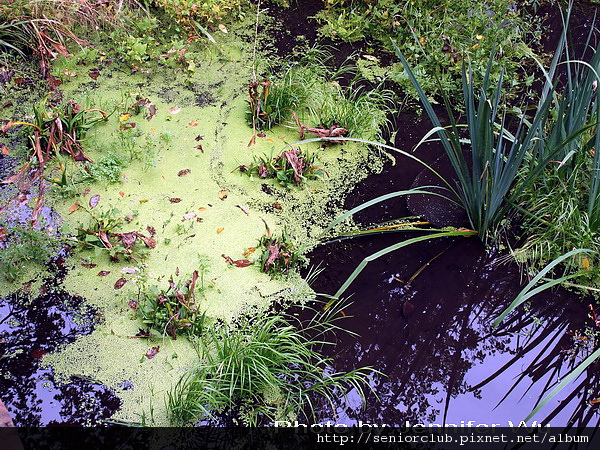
[0, 0, 599, 431]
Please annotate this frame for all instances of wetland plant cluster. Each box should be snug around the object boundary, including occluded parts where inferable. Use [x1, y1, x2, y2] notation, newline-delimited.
[0, 0, 598, 426]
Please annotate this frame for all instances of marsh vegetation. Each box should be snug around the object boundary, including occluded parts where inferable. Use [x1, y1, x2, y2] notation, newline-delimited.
[0, 0, 599, 430]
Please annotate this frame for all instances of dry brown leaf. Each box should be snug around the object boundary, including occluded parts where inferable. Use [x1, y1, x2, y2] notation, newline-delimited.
[89, 194, 100, 209]
[167, 106, 181, 115]
[188, 120, 198, 127]
[68, 202, 80, 214]
[216, 227, 224, 234]
[218, 190, 228, 201]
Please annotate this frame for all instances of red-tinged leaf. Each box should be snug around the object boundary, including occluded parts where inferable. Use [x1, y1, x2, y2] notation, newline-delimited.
[0, 228, 6, 243]
[167, 106, 181, 115]
[195, 135, 204, 141]
[139, 234, 156, 249]
[169, 198, 182, 203]
[128, 300, 138, 310]
[232, 259, 252, 267]
[194, 144, 203, 153]
[1, 143, 9, 155]
[81, 262, 97, 268]
[0, 121, 15, 134]
[88, 68, 100, 80]
[145, 346, 160, 359]
[272, 202, 282, 210]
[257, 132, 266, 137]
[69, 202, 79, 214]
[83, 189, 91, 195]
[97, 270, 111, 276]
[178, 169, 191, 177]
[147, 104, 157, 120]
[114, 277, 127, 290]
[242, 247, 256, 257]
[120, 122, 136, 130]
[147, 226, 156, 236]
[119, 232, 137, 249]
[119, 191, 125, 197]
[218, 190, 228, 201]
[188, 120, 198, 127]
[89, 194, 100, 209]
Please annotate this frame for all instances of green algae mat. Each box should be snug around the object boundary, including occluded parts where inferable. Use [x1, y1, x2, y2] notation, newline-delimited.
[0, 19, 393, 424]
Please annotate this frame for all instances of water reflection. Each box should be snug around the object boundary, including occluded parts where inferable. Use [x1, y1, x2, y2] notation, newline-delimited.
[0, 261, 121, 425]
[307, 236, 600, 427]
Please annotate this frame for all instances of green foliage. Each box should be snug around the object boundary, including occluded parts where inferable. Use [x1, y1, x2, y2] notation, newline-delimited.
[237, 147, 326, 187]
[150, 0, 244, 29]
[88, 151, 127, 183]
[316, 0, 540, 101]
[167, 301, 374, 425]
[74, 207, 155, 262]
[257, 227, 306, 276]
[0, 225, 61, 282]
[135, 268, 209, 338]
[247, 49, 392, 141]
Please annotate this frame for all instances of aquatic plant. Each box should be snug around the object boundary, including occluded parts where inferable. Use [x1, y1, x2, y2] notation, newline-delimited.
[0, 225, 61, 282]
[74, 207, 156, 263]
[394, 42, 560, 242]
[135, 269, 208, 338]
[257, 226, 306, 276]
[236, 147, 327, 187]
[167, 300, 374, 426]
[246, 48, 392, 143]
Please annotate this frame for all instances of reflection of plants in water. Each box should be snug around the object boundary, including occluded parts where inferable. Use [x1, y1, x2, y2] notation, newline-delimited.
[0, 275, 120, 426]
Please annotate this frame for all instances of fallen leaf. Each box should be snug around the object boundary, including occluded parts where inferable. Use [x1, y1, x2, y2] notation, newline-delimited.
[147, 226, 156, 236]
[218, 190, 228, 201]
[68, 202, 80, 214]
[1, 143, 9, 155]
[97, 271, 111, 276]
[83, 189, 90, 195]
[120, 122, 136, 130]
[221, 254, 252, 267]
[216, 227, 224, 234]
[195, 135, 204, 141]
[242, 247, 256, 257]
[147, 103, 157, 120]
[89, 194, 100, 209]
[119, 113, 131, 122]
[138, 199, 148, 203]
[88, 68, 100, 80]
[218, 24, 228, 33]
[120, 267, 139, 274]
[114, 277, 127, 289]
[272, 202, 282, 210]
[169, 198, 182, 203]
[0, 121, 14, 134]
[81, 262, 97, 268]
[236, 204, 250, 215]
[139, 234, 156, 248]
[145, 346, 160, 359]
[178, 169, 191, 177]
[128, 301, 138, 310]
[167, 106, 181, 115]
[194, 144, 204, 153]
[257, 132, 266, 138]
[119, 191, 125, 197]
[183, 212, 197, 221]
[590, 398, 600, 404]
[198, 207, 207, 211]
[188, 120, 198, 127]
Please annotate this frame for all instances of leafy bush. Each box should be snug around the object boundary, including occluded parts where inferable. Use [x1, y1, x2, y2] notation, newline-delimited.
[150, 0, 244, 29]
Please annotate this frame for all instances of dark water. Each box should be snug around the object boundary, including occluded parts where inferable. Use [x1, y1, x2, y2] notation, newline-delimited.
[0, 255, 121, 426]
